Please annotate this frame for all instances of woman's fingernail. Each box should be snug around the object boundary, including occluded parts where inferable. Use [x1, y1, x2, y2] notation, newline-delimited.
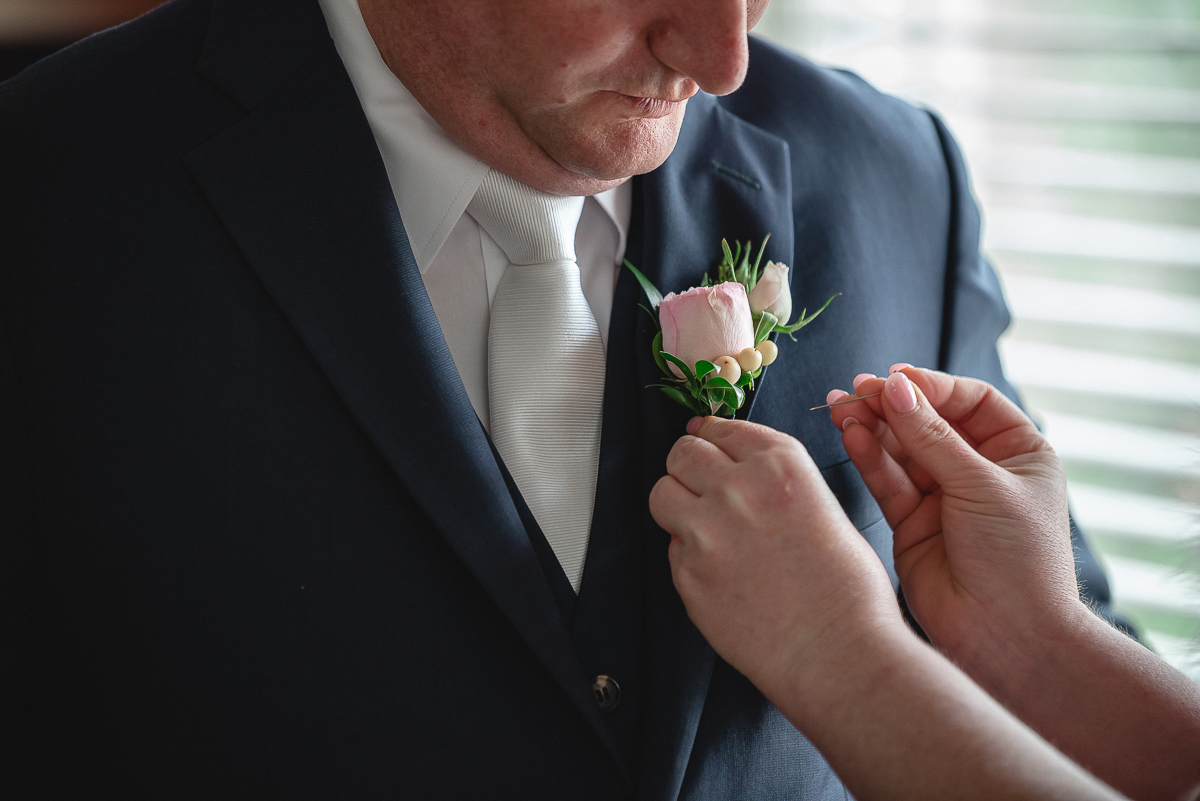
[841, 416, 862, 432]
[826, 389, 849, 406]
[884, 372, 918, 413]
[852, 373, 875, 390]
[687, 417, 704, 435]
[889, 362, 913, 374]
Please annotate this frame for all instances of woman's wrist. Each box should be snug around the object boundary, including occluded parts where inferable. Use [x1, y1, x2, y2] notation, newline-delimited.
[938, 595, 1098, 708]
[760, 605, 921, 728]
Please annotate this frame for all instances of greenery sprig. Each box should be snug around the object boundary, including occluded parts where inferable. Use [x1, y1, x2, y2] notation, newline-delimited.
[626, 236, 838, 418]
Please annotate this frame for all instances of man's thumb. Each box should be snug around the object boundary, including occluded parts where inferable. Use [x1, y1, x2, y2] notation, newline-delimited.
[881, 372, 988, 486]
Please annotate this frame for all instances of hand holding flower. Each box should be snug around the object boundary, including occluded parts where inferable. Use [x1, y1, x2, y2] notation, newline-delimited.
[649, 416, 904, 694]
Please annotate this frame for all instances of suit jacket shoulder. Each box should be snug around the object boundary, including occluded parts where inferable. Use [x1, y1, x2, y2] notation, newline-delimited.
[727, 37, 947, 188]
[0, 0, 242, 298]
[0, 0, 208, 107]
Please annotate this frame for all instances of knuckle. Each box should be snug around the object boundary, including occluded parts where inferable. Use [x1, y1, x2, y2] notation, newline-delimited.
[667, 438, 700, 474]
[648, 476, 672, 513]
[913, 413, 953, 448]
[755, 450, 805, 504]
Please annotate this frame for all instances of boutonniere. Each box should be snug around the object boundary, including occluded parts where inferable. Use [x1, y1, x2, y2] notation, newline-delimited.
[626, 238, 837, 418]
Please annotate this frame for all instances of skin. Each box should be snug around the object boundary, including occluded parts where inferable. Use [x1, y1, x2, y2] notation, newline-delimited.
[830, 369, 1079, 663]
[650, 413, 1122, 801]
[357, 0, 769, 196]
[650, 366, 1200, 800]
[829, 367, 1200, 801]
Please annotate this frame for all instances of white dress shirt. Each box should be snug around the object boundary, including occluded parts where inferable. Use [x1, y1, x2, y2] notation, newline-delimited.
[317, 0, 631, 431]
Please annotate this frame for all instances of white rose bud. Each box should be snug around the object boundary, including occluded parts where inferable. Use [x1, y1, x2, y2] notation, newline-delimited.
[748, 261, 792, 326]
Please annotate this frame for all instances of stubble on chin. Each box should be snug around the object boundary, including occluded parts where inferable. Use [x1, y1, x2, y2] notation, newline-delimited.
[526, 102, 689, 193]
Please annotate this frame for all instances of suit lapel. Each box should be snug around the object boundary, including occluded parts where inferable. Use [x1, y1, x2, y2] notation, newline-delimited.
[186, 0, 628, 778]
[633, 94, 794, 801]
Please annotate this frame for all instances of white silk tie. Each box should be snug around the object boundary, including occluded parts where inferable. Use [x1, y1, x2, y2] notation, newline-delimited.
[468, 170, 606, 593]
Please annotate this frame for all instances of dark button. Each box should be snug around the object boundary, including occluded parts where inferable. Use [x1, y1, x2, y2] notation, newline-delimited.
[591, 674, 621, 713]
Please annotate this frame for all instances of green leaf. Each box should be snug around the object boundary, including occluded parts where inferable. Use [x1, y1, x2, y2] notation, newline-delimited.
[636, 303, 660, 328]
[736, 240, 754, 286]
[717, 240, 739, 284]
[754, 311, 778, 345]
[660, 352, 695, 383]
[727, 383, 745, 408]
[735, 371, 752, 388]
[651, 330, 669, 376]
[776, 292, 840, 338]
[659, 386, 703, 414]
[750, 234, 771, 290]
[694, 360, 716, 381]
[624, 260, 664, 309]
[713, 392, 735, 415]
[704, 378, 745, 411]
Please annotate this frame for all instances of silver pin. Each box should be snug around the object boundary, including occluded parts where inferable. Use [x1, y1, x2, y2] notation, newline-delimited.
[809, 392, 883, 412]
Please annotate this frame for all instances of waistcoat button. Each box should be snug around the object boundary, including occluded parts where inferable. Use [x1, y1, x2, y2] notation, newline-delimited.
[591, 675, 620, 712]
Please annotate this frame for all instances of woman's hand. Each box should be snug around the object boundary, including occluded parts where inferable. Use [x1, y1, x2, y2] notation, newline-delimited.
[827, 366, 1080, 660]
[648, 417, 902, 693]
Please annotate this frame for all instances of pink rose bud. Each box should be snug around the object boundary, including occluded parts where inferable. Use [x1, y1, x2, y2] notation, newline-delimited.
[748, 261, 792, 325]
[659, 283, 755, 377]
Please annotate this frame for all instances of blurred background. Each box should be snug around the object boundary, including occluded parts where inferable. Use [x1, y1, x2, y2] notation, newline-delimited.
[4, 0, 1199, 678]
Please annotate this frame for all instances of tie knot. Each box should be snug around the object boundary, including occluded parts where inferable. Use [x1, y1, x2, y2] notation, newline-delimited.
[467, 169, 584, 267]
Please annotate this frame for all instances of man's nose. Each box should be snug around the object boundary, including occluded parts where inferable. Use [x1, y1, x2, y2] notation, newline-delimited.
[648, 0, 751, 97]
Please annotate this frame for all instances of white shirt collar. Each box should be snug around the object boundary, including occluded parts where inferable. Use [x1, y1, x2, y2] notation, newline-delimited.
[316, 0, 629, 273]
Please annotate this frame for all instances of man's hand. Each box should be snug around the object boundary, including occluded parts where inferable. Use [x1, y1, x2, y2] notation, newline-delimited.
[648, 417, 901, 694]
[827, 367, 1080, 661]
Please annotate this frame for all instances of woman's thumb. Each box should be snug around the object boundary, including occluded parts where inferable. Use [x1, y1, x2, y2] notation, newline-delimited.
[881, 372, 988, 487]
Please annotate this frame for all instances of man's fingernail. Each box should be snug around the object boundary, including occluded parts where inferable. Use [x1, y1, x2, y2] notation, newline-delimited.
[841, 416, 862, 432]
[826, 389, 849, 405]
[889, 362, 913, 374]
[884, 372, 917, 413]
[852, 373, 875, 389]
[686, 417, 704, 435]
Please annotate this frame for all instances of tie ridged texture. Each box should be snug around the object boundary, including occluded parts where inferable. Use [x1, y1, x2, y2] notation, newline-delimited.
[469, 169, 605, 593]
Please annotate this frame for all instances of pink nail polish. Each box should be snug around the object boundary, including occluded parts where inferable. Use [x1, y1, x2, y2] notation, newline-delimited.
[826, 389, 849, 406]
[686, 417, 704, 435]
[841, 416, 862, 432]
[884, 372, 917, 413]
[889, 362, 913, 374]
[852, 373, 875, 390]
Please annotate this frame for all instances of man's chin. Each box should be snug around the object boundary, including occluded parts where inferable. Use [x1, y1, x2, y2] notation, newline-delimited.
[554, 116, 685, 184]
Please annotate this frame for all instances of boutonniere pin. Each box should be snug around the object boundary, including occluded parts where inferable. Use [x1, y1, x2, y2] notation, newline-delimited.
[625, 238, 837, 418]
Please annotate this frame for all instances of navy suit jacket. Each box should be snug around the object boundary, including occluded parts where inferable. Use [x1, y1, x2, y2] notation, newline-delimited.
[0, 0, 1119, 798]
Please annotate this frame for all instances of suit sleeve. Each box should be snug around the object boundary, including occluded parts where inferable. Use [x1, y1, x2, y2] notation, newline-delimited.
[927, 112, 1134, 635]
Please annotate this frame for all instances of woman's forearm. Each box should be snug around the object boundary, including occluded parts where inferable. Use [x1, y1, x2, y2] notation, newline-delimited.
[759, 622, 1124, 801]
[948, 600, 1200, 801]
